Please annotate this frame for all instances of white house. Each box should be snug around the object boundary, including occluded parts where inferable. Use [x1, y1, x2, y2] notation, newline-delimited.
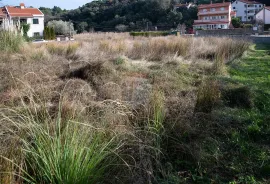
[232, 0, 263, 22]
[0, 3, 44, 37]
[256, 7, 270, 24]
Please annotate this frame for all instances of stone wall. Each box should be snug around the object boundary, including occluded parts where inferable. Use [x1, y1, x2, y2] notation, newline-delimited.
[196, 28, 255, 36]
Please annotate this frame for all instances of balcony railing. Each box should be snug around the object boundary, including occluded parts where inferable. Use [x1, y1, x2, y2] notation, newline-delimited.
[198, 10, 229, 15]
[194, 19, 229, 23]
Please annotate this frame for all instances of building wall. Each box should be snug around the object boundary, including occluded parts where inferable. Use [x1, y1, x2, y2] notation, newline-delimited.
[194, 4, 232, 30]
[26, 16, 44, 37]
[232, 0, 263, 22]
[256, 9, 270, 24]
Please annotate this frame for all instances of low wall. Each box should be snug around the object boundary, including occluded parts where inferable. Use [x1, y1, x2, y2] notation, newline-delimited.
[196, 29, 255, 36]
[195, 34, 270, 44]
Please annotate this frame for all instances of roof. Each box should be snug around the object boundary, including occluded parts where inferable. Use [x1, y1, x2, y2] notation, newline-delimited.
[0, 7, 7, 17]
[198, 2, 231, 9]
[5, 6, 43, 17]
[237, 0, 262, 5]
[265, 6, 270, 11]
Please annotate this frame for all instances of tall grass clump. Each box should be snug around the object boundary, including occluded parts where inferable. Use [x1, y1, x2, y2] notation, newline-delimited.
[0, 100, 123, 184]
[195, 79, 220, 113]
[0, 31, 24, 52]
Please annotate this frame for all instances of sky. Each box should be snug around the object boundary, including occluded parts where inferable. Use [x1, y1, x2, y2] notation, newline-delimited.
[1, 0, 91, 10]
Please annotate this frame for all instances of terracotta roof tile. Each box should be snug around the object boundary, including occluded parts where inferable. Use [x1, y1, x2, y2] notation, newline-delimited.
[198, 2, 231, 9]
[6, 6, 43, 17]
[0, 7, 7, 17]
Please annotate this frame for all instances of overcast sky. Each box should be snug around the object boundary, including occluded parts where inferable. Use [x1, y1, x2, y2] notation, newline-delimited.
[1, 0, 91, 9]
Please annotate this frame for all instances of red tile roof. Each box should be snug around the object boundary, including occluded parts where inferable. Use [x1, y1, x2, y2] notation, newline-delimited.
[198, 2, 230, 9]
[6, 6, 43, 17]
[0, 7, 7, 17]
[238, 0, 262, 4]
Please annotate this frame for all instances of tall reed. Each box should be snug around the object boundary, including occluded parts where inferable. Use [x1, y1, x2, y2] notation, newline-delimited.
[0, 31, 24, 52]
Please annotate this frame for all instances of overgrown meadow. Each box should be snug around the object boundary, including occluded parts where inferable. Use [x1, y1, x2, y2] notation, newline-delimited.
[0, 32, 269, 183]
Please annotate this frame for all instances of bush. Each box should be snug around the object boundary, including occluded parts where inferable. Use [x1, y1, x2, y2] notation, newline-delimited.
[48, 20, 75, 35]
[1, 102, 124, 184]
[232, 17, 241, 28]
[130, 31, 176, 37]
[0, 31, 24, 52]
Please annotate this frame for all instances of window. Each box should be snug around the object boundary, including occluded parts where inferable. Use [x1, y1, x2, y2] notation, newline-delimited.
[203, 9, 207, 12]
[33, 19, 39, 24]
[233, 7, 235, 9]
[221, 16, 225, 19]
[211, 8, 216, 12]
[220, 7, 225, 11]
[34, 32, 40, 37]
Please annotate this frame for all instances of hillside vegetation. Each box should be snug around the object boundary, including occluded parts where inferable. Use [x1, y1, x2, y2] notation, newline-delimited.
[39, 0, 270, 32]
[0, 31, 269, 183]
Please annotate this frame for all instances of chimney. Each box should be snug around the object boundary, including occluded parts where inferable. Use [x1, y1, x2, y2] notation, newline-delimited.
[20, 3, 25, 9]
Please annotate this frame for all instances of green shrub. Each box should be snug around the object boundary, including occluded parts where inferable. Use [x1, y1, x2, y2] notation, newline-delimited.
[232, 17, 241, 28]
[130, 31, 176, 37]
[1, 102, 123, 184]
[0, 31, 24, 52]
[242, 24, 253, 28]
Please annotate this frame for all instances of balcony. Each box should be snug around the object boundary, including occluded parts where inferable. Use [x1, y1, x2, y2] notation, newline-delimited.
[198, 10, 229, 15]
[194, 19, 229, 23]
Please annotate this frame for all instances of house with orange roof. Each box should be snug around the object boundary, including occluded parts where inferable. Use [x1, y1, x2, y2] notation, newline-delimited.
[193, 1, 236, 30]
[232, 0, 263, 22]
[0, 3, 44, 37]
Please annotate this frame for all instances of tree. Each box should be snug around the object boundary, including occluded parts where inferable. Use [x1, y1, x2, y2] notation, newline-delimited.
[232, 17, 241, 28]
[167, 11, 183, 28]
[47, 20, 75, 35]
[21, 24, 30, 38]
[115, 24, 128, 32]
[77, 22, 88, 33]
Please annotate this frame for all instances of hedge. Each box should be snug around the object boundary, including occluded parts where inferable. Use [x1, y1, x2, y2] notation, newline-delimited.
[130, 31, 177, 37]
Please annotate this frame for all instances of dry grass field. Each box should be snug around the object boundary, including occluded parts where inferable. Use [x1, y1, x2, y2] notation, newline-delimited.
[1, 32, 269, 184]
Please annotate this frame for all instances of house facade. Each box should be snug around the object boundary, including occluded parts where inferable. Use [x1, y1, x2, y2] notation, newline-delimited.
[255, 6, 270, 24]
[232, 0, 263, 22]
[0, 3, 44, 37]
[193, 2, 236, 30]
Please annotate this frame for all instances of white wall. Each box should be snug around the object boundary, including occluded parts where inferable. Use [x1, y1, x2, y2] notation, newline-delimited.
[232, 0, 263, 22]
[26, 16, 44, 37]
[256, 9, 270, 24]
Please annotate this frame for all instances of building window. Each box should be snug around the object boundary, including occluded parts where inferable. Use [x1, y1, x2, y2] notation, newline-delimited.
[203, 9, 207, 12]
[220, 7, 225, 11]
[33, 19, 39, 24]
[233, 7, 235, 9]
[221, 16, 225, 19]
[34, 32, 40, 37]
[211, 8, 216, 12]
